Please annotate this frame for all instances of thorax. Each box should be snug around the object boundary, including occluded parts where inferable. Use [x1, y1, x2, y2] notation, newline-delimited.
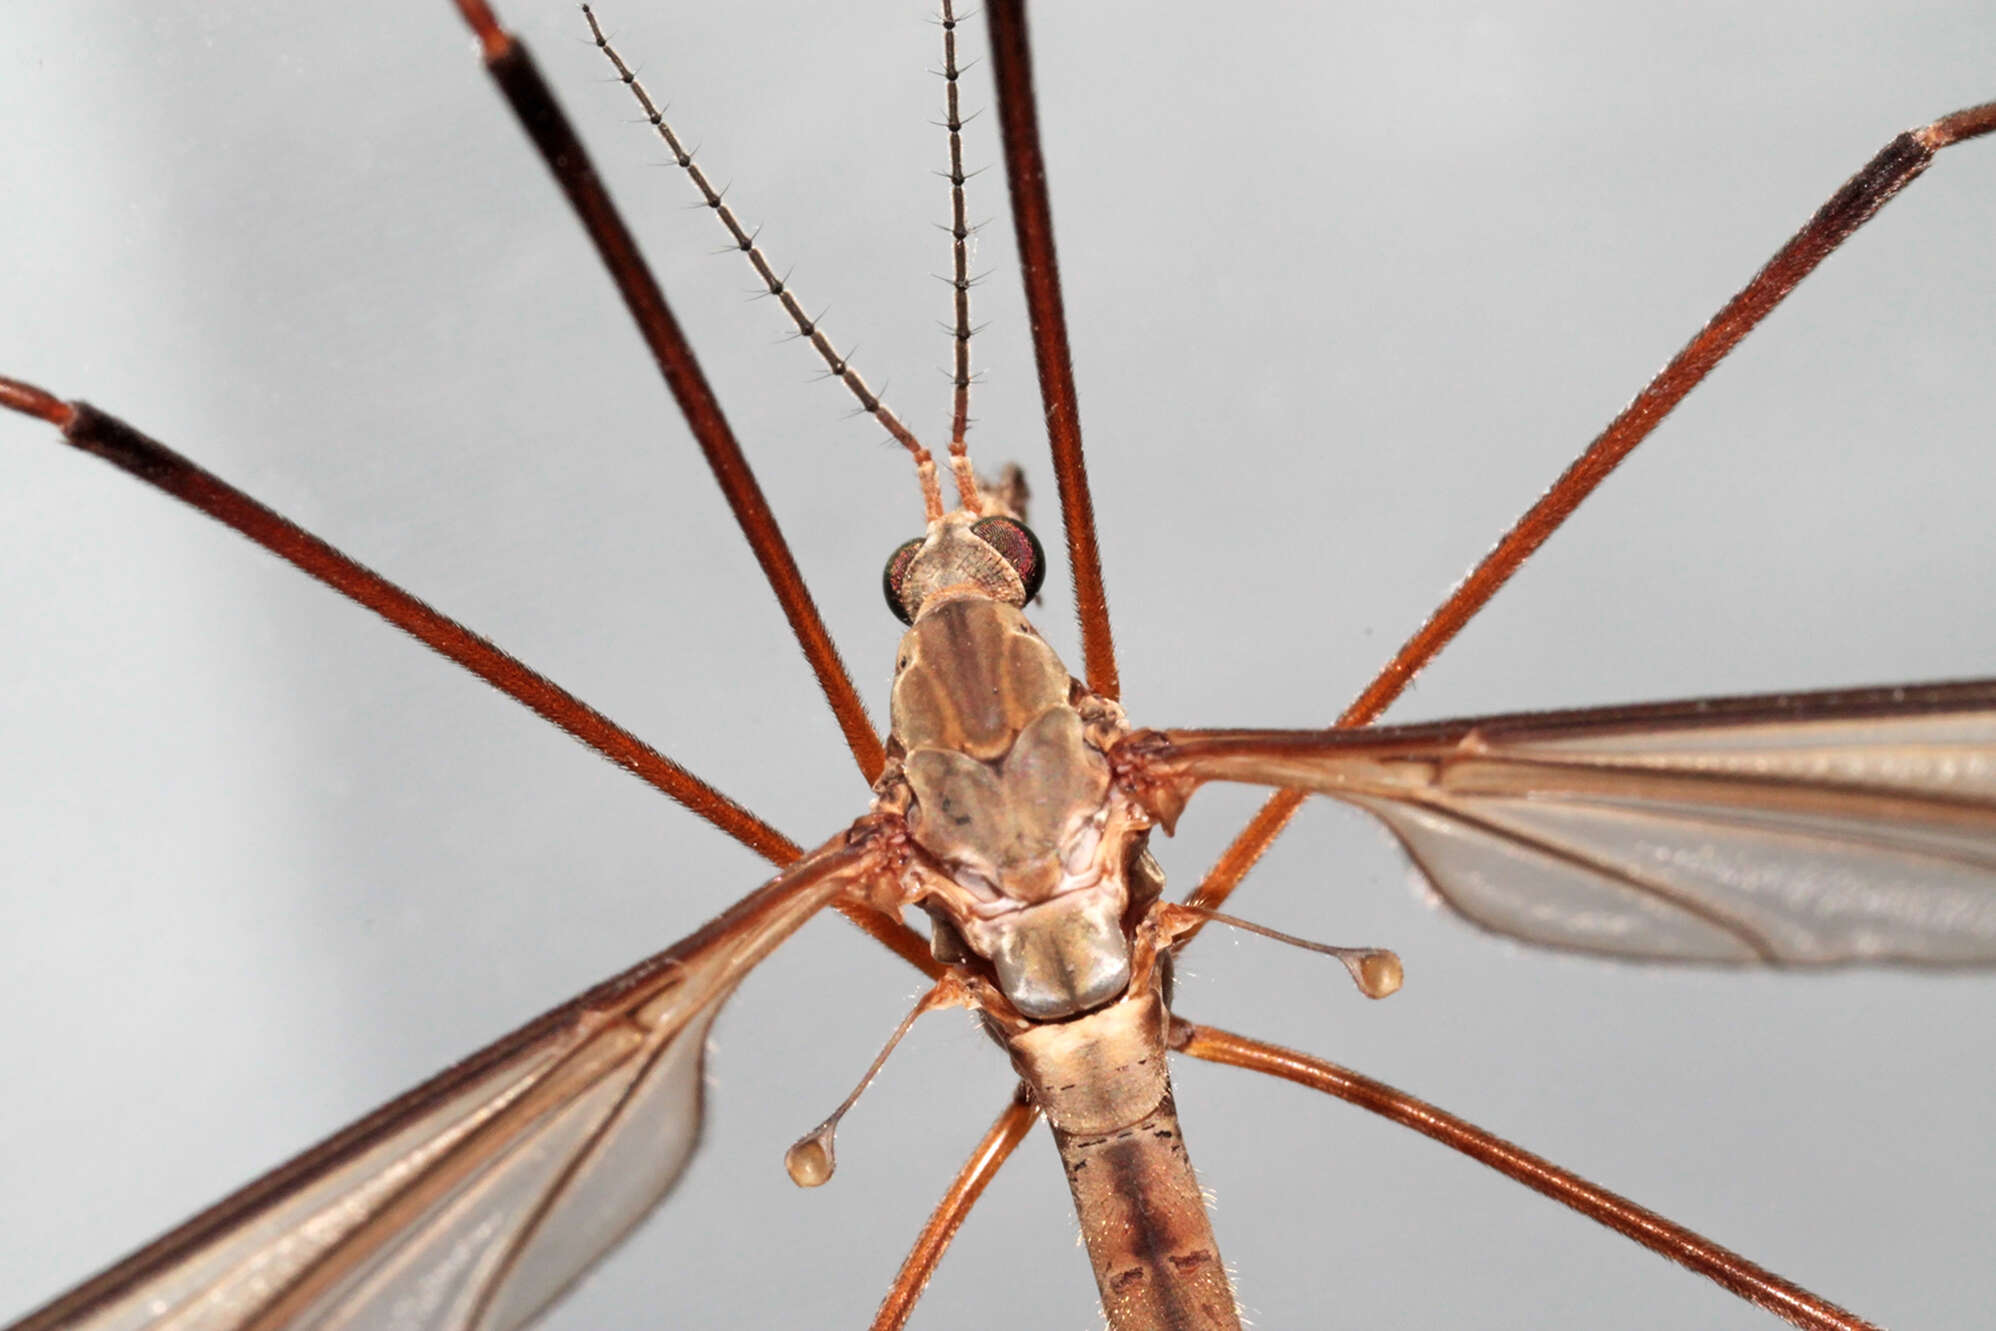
[879, 591, 1151, 1020]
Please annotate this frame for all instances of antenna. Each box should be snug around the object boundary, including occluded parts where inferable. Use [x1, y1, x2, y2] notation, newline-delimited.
[585, 5, 948, 519]
[937, 0, 983, 513]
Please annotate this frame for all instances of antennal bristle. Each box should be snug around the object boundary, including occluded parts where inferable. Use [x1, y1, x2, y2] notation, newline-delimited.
[583, 4, 945, 520]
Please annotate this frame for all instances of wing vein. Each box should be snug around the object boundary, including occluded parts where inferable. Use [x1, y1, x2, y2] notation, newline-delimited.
[465, 1009, 694, 1331]
[1392, 796, 1784, 961]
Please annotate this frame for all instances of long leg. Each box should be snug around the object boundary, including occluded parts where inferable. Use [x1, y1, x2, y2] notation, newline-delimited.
[454, 0, 886, 782]
[871, 1084, 1041, 1331]
[986, 0, 1119, 701]
[6, 0, 933, 973]
[1175, 1021, 1879, 1331]
[1183, 100, 1996, 927]
[0, 378, 936, 978]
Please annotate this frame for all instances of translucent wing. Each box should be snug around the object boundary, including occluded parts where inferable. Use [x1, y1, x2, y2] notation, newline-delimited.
[1138, 679, 1996, 963]
[6, 833, 884, 1331]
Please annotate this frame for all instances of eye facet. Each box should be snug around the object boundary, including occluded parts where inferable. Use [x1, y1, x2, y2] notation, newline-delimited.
[971, 516, 1046, 602]
[881, 537, 925, 625]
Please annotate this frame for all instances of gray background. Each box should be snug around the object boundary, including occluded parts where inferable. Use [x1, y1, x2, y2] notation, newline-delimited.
[3, 2, 1994, 1327]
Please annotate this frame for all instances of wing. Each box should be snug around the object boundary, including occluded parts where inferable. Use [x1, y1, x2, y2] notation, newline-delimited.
[6, 832, 886, 1331]
[1132, 678, 1996, 964]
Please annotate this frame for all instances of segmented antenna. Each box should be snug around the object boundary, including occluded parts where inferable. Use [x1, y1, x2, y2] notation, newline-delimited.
[938, 0, 983, 513]
[584, 5, 947, 520]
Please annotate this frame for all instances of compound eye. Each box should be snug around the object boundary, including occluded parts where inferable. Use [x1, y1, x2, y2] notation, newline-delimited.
[971, 516, 1046, 602]
[881, 537, 925, 625]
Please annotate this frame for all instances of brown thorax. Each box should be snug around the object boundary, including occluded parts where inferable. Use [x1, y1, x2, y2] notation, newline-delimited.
[873, 503, 1147, 1022]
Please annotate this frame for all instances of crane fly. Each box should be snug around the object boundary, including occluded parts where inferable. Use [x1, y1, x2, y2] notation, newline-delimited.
[4, 2, 1996, 1328]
